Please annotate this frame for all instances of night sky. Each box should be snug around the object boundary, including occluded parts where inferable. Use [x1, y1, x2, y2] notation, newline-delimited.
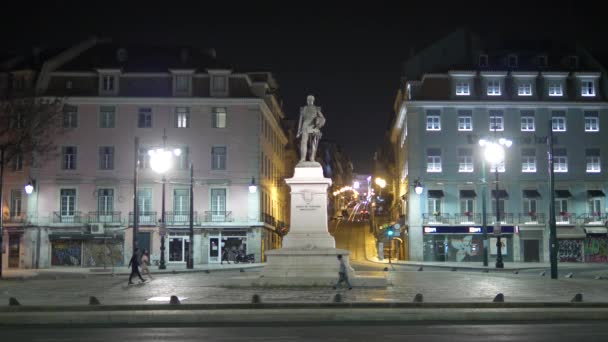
[2, 1, 605, 173]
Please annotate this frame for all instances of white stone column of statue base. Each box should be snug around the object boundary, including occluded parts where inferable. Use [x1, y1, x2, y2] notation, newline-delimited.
[259, 163, 352, 286]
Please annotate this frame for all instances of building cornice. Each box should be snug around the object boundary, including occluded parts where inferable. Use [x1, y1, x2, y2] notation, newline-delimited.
[448, 71, 476, 77]
[541, 71, 569, 78]
[405, 100, 608, 109]
[573, 72, 601, 78]
[49, 96, 265, 106]
[511, 71, 539, 78]
[480, 71, 508, 77]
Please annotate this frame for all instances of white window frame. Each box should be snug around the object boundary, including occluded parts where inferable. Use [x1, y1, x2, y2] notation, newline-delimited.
[585, 112, 599, 132]
[62, 146, 77, 170]
[60, 189, 77, 217]
[548, 82, 563, 96]
[98, 72, 119, 96]
[426, 111, 441, 131]
[554, 156, 568, 173]
[588, 198, 602, 214]
[99, 106, 115, 128]
[427, 198, 442, 216]
[586, 150, 601, 173]
[487, 79, 501, 96]
[518, 83, 532, 96]
[581, 79, 596, 97]
[427, 155, 442, 173]
[521, 115, 535, 132]
[213, 107, 227, 128]
[99, 146, 114, 170]
[458, 112, 472, 131]
[211, 146, 227, 170]
[458, 155, 474, 173]
[523, 198, 538, 215]
[522, 149, 537, 173]
[138, 108, 152, 128]
[175, 107, 190, 128]
[552, 115, 566, 132]
[455, 81, 470, 96]
[489, 111, 504, 131]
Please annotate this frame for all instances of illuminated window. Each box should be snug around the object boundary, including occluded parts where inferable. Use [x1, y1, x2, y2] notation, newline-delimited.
[489, 110, 504, 131]
[586, 149, 601, 173]
[458, 110, 472, 131]
[455, 81, 470, 95]
[548, 82, 563, 96]
[521, 149, 536, 173]
[426, 148, 441, 172]
[426, 110, 441, 131]
[553, 149, 567, 173]
[175, 107, 190, 128]
[518, 83, 532, 96]
[520, 111, 535, 131]
[581, 80, 596, 97]
[458, 149, 473, 172]
[551, 111, 566, 132]
[585, 111, 599, 132]
[487, 80, 501, 96]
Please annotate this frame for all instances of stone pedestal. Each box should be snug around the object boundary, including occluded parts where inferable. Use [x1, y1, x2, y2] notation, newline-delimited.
[259, 162, 352, 286]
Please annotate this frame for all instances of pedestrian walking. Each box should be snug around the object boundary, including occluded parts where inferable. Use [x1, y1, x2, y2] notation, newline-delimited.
[333, 254, 352, 290]
[128, 248, 146, 285]
[221, 248, 230, 264]
[141, 249, 153, 280]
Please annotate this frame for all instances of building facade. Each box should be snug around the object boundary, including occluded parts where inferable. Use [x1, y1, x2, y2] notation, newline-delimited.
[1, 39, 294, 269]
[390, 33, 608, 264]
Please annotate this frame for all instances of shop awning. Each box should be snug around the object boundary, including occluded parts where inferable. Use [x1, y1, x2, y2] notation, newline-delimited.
[491, 190, 509, 199]
[459, 190, 477, 198]
[49, 233, 124, 241]
[585, 227, 608, 234]
[523, 189, 541, 198]
[587, 190, 606, 198]
[557, 227, 586, 239]
[555, 190, 572, 198]
[428, 190, 444, 198]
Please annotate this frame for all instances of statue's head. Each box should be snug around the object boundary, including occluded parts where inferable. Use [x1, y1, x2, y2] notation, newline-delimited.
[307, 95, 315, 105]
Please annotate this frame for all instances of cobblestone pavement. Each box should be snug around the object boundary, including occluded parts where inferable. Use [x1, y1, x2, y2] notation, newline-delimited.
[1, 267, 607, 306]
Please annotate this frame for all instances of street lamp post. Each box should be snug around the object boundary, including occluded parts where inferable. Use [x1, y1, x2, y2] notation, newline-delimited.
[480, 137, 512, 269]
[187, 162, 194, 269]
[0, 146, 5, 278]
[480, 157, 489, 267]
[149, 132, 182, 270]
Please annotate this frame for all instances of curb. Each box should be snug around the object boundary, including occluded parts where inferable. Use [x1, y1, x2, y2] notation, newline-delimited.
[368, 260, 549, 272]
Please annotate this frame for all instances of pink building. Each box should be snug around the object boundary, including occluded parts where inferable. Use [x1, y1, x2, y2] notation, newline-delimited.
[1, 39, 294, 270]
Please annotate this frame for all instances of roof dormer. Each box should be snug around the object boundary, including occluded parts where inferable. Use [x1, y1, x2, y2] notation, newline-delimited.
[97, 69, 121, 96]
[208, 69, 231, 97]
[170, 69, 195, 97]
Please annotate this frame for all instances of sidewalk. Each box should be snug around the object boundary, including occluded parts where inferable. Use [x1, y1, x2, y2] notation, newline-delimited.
[368, 258, 598, 271]
[1, 263, 263, 280]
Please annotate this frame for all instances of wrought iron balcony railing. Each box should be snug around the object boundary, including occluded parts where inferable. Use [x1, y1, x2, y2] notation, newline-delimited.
[129, 211, 158, 225]
[422, 213, 451, 224]
[518, 213, 546, 224]
[53, 211, 84, 224]
[87, 211, 121, 224]
[454, 213, 481, 224]
[203, 211, 233, 222]
[165, 211, 198, 225]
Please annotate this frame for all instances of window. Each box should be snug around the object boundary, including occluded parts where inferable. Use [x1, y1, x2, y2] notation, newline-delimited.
[138, 107, 152, 128]
[175, 107, 190, 128]
[211, 188, 227, 218]
[457, 110, 472, 131]
[99, 106, 115, 128]
[101, 75, 115, 92]
[554, 148, 567, 173]
[508, 55, 518, 68]
[66, 80, 72, 89]
[175, 75, 190, 93]
[173, 189, 190, 213]
[138, 148, 151, 169]
[585, 111, 599, 132]
[520, 111, 535, 131]
[12, 153, 23, 171]
[518, 83, 532, 96]
[62, 146, 77, 170]
[63, 105, 78, 128]
[60, 189, 76, 217]
[548, 82, 563, 96]
[586, 149, 601, 173]
[458, 148, 473, 172]
[581, 80, 596, 97]
[588, 198, 602, 214]
[455, 81, 470, 95]
[489, 110, 504, 131]
[213, 107, 227, 128]
[427, 198, 442, 215]
[487, 79, 501, 96]
[479, 54, 488, 67]
[211, 146, 226, 170]
[491, 199, 506, 217]
[522, 149, 536, 173]
[460, 198, 474, 215]
[98, 146, 114, 170]
[97, 189, 114, 214]
[551, 112, 566, 132]
[178, 146, 190, 169]
[426, 110, 441, 131]
[426, 148, 441, 172]
[523, 198, 537, 215]
[490, 160, 505, 173]
[10, 190, 22, 218]
[137, 188, 152, 213]
[555, 198, 568, 215]
[212, 76, 227, 91]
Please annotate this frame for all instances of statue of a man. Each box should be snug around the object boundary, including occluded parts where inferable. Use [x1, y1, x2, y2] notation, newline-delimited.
[297, 95, 326, 163]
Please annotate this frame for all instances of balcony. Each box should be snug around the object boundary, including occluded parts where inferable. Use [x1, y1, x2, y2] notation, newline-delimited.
[203, 211, 233, 223]
[422, 213, 451, 225]
[518, 213, 546, 224]
[52, 211, 84, 224]
[87, 211, 121, 224]
[490, 213, 514, 224]
[128, 211, 158, 226]
[165, 211, 198, 225]
[556, 212, 574, 224]
[454, 213, 481, 224]
[263, 213, 276, 226]
[3, 214, 28, 224]
[578, 213, 607, 225]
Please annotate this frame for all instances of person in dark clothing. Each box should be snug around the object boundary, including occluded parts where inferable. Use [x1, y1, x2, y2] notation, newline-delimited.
[333, 254, 352, 290]
[128, 248, 146, 285]
[221, 248, 230, 264]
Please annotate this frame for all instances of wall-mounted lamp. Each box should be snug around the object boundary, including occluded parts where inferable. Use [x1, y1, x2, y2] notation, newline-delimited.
[24, 180, 36, 195]
[248, 177, 257, 193]
[413, 179, 424, 195]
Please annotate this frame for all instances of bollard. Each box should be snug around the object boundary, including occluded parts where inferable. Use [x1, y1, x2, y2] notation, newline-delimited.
[9, 297, 20, 306]
[333, 294, 343, 303]
[240, 268, 245, 273]
[169, 295, 181, 305]
[252, 294, 261, 304]
[89, 296, 101, 305]
[564, 272, 573, 279]
[540, 271, 546, 277]
[571, 293, 583, 302]
[413, 293, 423, 303]
[383, 267, 389, 272]
[417, 266, 423, 272]
[493, 293, 504, 302]
[513, 271, 519, 275]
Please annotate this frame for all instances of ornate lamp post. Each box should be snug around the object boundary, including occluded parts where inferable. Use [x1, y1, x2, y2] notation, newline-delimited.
[148, 136, 181, 270]
[479, 137, 512, 269]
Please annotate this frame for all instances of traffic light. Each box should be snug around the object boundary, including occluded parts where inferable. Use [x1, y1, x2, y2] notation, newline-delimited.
[386, 226, 394, 238]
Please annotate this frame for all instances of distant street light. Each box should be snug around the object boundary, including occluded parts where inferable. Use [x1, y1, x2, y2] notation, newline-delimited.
[249, 177, 257, 193]
[25, 181, 35, 195]
[375, 177, 386, 189]
[413, 179, 424, 195]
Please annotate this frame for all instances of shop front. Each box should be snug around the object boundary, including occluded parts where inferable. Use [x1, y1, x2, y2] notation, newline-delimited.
[422, 225, 514, 262]
[583, 227, 608, 263]
[208, 230, 248, 263]
[557, 226, 586, 263]
[49, 233, 124, 267]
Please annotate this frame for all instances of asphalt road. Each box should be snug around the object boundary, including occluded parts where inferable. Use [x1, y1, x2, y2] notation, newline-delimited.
[2, 323, 608, 341]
